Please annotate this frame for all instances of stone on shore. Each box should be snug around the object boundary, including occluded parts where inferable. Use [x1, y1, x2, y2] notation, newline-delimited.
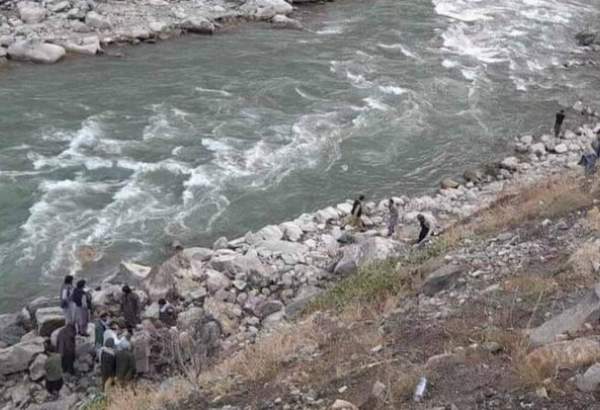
[441, 177, 460, 189]
[7, 41, 65, 64]
[500, 156, 520, 171]
[240, 0, 294, 19]
[271, 14, 303, 30]
[86, 11, 112, 30]
[18, 2, 47, 24]
[180, 16, 215, 34]
[49, 1, 71, 13]
[35, 307, 65, 337]
[280, 221, 303, 241]
[0, 337, 45, 375]
[333, 237, 404, 276]
[528, 284, 600, 347]
[526, 337, 600, 374]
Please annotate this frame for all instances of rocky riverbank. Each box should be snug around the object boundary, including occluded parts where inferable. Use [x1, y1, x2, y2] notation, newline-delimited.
[1, 100, 600, 409]
[0, 0, 308, 65]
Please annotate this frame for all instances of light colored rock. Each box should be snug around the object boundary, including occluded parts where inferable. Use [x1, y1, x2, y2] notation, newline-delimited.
[25, 394, 77, 410]
[463, 169, 483, 183]
[255, 239, 307, 264]
[315, 206, 340, 223]
[529, 142, 547, 156]
[554, 143, 568, 154]
[212, 236, 229, 250]
[35, 307, 65, 337]
[48, 1, 71, 13]
[529, 284, 600, 347]
[331, 400, 359, 410]
[520, 135, 534, 145]
[280, 221, 303, 242]
[205, 269, 232, 294]
[0, 337, 44, 375]
[500, 156, 520, 171]
[209, 251, 272, 286]
[440, 177, 460, 189]
[337, 202, 353, 215]
[142, 302, 159, 320]
[143, 253, 200, 300]
[256, 224, 283, 241]
[7, 41, 65, 64]
[576, 363, 600, 392]
[176, 306, 204, 330]
[28, 353, 47, 381]
[526, 337, 600, 374]
[149, 21, 170, 34]
[86, 11, 111, 30]
[10, 383, 30, 406]
[334, 237, 405, 276]
[0, 313, 25, 346]
[256, 300, 284, 318]
[18, 2, 47, 24]
[63, 35, 101, 55]
[285, 286, 322, 318]
[240, 0, 293, 19]
[204, 299, 238, 335]
[372, 380, 386, 399]
[271, 14, 303, 30]
[180, 16, 215, 34]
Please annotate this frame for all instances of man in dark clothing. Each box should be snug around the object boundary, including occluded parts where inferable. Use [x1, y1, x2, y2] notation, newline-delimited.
[56, 324, 76, 374]
[100, 338, 117, 391]
[158, 299, 177, 327]
[555, 109, 565, 138]
[115, 344, 137, 386]
[44, 341, 63, 399]
[416, 214, 432, 245]
[121, 285, 140, 333]
[350, 195, 366, 230]
[60, 275, 74, 324]
[72, 279, 92, 336]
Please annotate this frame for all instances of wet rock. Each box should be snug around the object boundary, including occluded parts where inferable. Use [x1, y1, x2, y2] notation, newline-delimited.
[180, 16, 215, 34]
[7, 41, 65, 64]
[271, 14, 302, 30]
[0, 337, 44, 375]
[421, 264, 463, 297]
[526, 337, 600, 374]
[35, 307, 65, 337]
[240, 0, 293, 19]
[576, 363, 600, 392]
[529, 284, 600, 347]
[441, 177, 460, 189]
[18, 2, 47, 24]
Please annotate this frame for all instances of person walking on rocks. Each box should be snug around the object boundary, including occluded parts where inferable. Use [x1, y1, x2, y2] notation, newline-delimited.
[158, 298, 177, 327]
[44, 341, 63, 399]
[60, 275, 74, 324]
[100, 338, 117, 391]
[57, 323, 76, 375]
[121, 285, 140, 333]
[350, 195, 366, 230]
[555, 109, 565, 138]
[387, 198, 399, 237]
[72, 279, 92, 336]
[415, 214, 432, 245]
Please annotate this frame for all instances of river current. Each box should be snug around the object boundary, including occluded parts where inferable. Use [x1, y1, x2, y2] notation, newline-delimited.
[1, 0, 599, 312]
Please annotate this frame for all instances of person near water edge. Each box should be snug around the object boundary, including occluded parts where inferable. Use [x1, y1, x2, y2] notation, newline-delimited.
[415, 214, 432, 245]
[555, 109, 565, 138]
[350, 195, 365, 230]
[60, 275, 74, 324]
[387, 198, 399, 237]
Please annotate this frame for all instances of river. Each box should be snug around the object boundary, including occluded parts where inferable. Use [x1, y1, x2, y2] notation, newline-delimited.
[1, 0, 599, 312]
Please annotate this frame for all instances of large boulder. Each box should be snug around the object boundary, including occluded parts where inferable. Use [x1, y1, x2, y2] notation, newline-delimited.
[526, 337, 600, 375]
[180, 16, 215, 34]
[0, 337, 45, 375]
[7, 41, 65, 64]
[421, 264, 464, 297]
[209, 251, 273, 286]
[203, 299, 239, 336]
[333, 237, 404, 276]
[86, 11, 111, 30]
[18, 2, 47, 24]
[35, 307, 65, 337]
[176, 307, 205, 330]
[0, 313, 26, 346]
[285, 285, 323, 318]
[280, 221, 303, 242]
[576, 363, 600, 392]
[254, 240, 308, 265]
[529, 284, 600, 347]
[256, 224, 283, 241]
[28, 353, 47, 381]
[205, 269, 232, 294]
[271, 14, 303, 30]
[239, 0, 293, 19]
[143, 253, 201, 300]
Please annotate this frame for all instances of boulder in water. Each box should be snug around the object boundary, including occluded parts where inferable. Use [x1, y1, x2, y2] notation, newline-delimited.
[7, 41, 65, 64]
[240, 0, 293, 19]
[180, 16, 215, 34]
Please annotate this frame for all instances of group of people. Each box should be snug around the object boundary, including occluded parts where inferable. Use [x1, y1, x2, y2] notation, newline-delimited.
[49, 276, 169, 397]
[349, 195, 432, 244]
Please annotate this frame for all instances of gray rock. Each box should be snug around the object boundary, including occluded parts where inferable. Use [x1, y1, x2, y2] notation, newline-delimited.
[285, 286, 322, 318]
[180, 16, 215, 34]
[334, 237, 404, 276]
[271, 14, 302, 30]
[28, 353, 47, 381]
[576, 31, 598, 47]
[209, 252, 272, 285]
[10, 383, 30, 407]
[86, 11, 111, 29]
[48, 1, 71, 12]
[212, 236, 229, 250]
[280, 221, 303, 242]
[0, 337, 44, 375]
[440, 177, 460, 189]
[35, 307, 65, 337]
[7, 41, 65, 64]
[463, 169, 484, 183]
[0, 313, 26, 346]
[529, 142, 546, 156]
[421, 264, 463, 297]
[529, 284, 600, 347]
[18, 2, 47, 24]
[554, 143, 568, 154]
[256, 300, 284, 318]
[205, 269, 232, 294]
[577, 363, 600, 392]
[256, 224, 283, 241]
[500, 156, 520, 171]
[63, 36, 101, 55]
[176, 307, 204, 330]
[143, 252, 198, 300]
[25, 394, 77, 410]
[183, 247, 213, 262]
[255, 239, 307, 264]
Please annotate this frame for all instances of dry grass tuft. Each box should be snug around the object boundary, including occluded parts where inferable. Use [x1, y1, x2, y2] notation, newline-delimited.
[104, 380, 194, 410]
[568, 240, 600, 281]
[503, 275, 558, 300]
[585, 207, 600, 231]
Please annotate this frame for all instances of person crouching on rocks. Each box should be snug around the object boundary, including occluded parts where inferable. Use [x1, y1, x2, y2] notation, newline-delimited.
[121, 285, 141, 333]
[350, 195, 366, 231]
[44, 340, 64, 400]
[158, 298, 177, 327]
[100, 338, 117, 391]
[415, 214, 433, 245]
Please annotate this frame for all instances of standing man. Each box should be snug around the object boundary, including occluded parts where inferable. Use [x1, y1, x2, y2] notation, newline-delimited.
[555, 109, 565, 138]
[415, 214, 432, 245]
[350, 195, 366, 230]
[60, 275, 74, 324]
[121, 285, 140, 333]
[72, 279, 91, 336]
[387, 198, 400, 237]
[57, 323, 76, 375]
